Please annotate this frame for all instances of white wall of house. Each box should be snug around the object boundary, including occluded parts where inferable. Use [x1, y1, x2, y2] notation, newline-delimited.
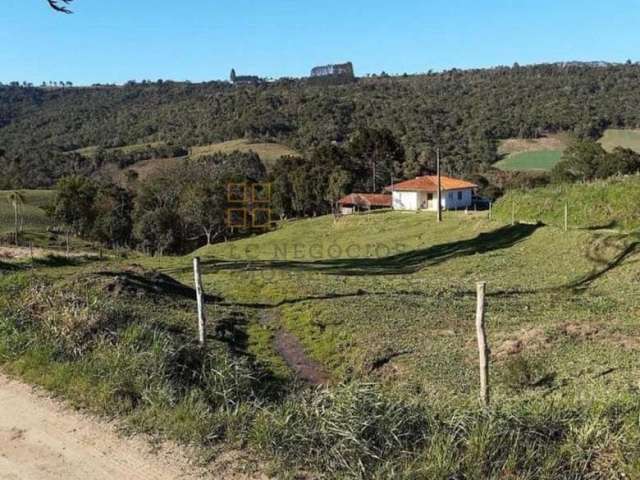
[392, 189, 473, 211]
[340, 206, 355, 215]
[392, 191, 418, 210]
[442, 188, 473, 210]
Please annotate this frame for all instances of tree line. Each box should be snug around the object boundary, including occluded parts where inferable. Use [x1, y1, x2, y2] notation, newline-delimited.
[49, 151, 266, 255]
[45, 131, 640, 255]
[3, 62, 640, 188]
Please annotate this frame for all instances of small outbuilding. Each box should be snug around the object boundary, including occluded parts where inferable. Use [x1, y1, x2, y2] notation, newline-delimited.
[337, 193, 392, 215]
[385, 175, 477, 211]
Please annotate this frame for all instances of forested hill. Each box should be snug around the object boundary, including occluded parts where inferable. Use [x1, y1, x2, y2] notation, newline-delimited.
[2, 62, 640, 188]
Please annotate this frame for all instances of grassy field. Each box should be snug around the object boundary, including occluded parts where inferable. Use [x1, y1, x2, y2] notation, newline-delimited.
[496, 129, 640, 172]
[599, 128, 640, 152]
[71, 141, 169, 158]
[189, 139, 300, 166]
[495, 134, 570, 172]
[2, 207, 640, 477]
[493, 150, 563, 171]
[0, 190, 55, 235]
[120, 156, 187, 182]
[493, 174, 640, 231]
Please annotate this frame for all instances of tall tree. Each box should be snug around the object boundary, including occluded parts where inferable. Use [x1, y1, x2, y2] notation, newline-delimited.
[325, 168, 352, 214]
[6, 191, 25, 246]
[92, 184, 134, 247]
[551, 139, 607, 183]
[52, 176, 98, 237]
[348, 127, 405, 192]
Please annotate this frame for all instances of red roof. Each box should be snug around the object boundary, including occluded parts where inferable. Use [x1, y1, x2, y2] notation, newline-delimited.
[338, 193, 392, 207]
[385, 175, 477, 192]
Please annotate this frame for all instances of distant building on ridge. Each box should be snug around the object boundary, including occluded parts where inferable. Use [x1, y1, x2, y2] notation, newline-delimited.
[230, 68, 262, 86]
[310, 62, 355, 80]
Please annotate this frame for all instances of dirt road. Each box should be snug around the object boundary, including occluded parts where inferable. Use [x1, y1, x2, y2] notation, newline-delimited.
[0, 375, 261, 480]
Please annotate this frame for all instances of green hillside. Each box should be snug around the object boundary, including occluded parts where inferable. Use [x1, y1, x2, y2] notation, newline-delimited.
[2, 207, 640, 476]
[493, 175, 640, 231]
[5, 63, 640, 187]
[496, 129, 640, 172]
[181, 210, 640, 404]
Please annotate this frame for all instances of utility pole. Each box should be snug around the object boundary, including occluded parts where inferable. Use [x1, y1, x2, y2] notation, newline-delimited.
[436, 148, 442, 223]
[193, 257, 207, 346]
[372, 161, 377, 193]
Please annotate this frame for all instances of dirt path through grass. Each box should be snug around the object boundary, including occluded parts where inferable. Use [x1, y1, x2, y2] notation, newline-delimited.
[260, 310, 329, 385]
[274, 329, 329, 385]
[0, 375, 260, 480]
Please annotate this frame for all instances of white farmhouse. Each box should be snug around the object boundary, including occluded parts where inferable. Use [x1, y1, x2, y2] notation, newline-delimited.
[385, 175, 477, 211]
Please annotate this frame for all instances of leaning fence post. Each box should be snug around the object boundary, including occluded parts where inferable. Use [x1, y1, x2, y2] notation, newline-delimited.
[193, 257, 207, 346]
[475, 281, 490, 407]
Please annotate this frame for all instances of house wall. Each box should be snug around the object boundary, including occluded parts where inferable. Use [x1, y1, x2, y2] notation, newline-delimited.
[340, 206, 355, 215]
[392, 189, 473, 211]
[442, 188, 473, 210]
[392, 191, 418, 210]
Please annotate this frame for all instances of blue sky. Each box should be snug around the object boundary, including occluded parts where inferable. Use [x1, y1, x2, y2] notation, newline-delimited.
[2, 0, 640, 85]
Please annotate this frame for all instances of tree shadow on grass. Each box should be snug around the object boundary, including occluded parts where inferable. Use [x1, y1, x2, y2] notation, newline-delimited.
[33, 255, 86, 268]
[566, 237, 640, 290]
[196, 223, 543, 277]
[92, 270, 221, 302]
[1, 255, 87, 271]
[0, 260, 22, 272]
[459, 232, 640, 298]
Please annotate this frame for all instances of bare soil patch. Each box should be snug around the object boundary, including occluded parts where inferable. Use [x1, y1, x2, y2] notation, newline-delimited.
[493, 328, 549, 360]
[0, 374, 265, 480]
[499, 134, 569, 155]
[274, 330, 329, 385]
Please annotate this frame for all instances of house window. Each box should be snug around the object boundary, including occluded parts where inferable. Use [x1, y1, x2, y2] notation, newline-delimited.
[448, 192, 453, 200]
[458, 191, 463, 201]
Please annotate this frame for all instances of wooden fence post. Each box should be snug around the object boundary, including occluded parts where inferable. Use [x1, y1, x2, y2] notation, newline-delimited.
[475, 281, 490, 407]
[489, 201, 493, 221]
[193, 257, 207, 346]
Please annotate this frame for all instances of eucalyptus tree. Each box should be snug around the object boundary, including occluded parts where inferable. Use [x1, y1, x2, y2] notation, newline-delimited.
[6, 191, 26, 246]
